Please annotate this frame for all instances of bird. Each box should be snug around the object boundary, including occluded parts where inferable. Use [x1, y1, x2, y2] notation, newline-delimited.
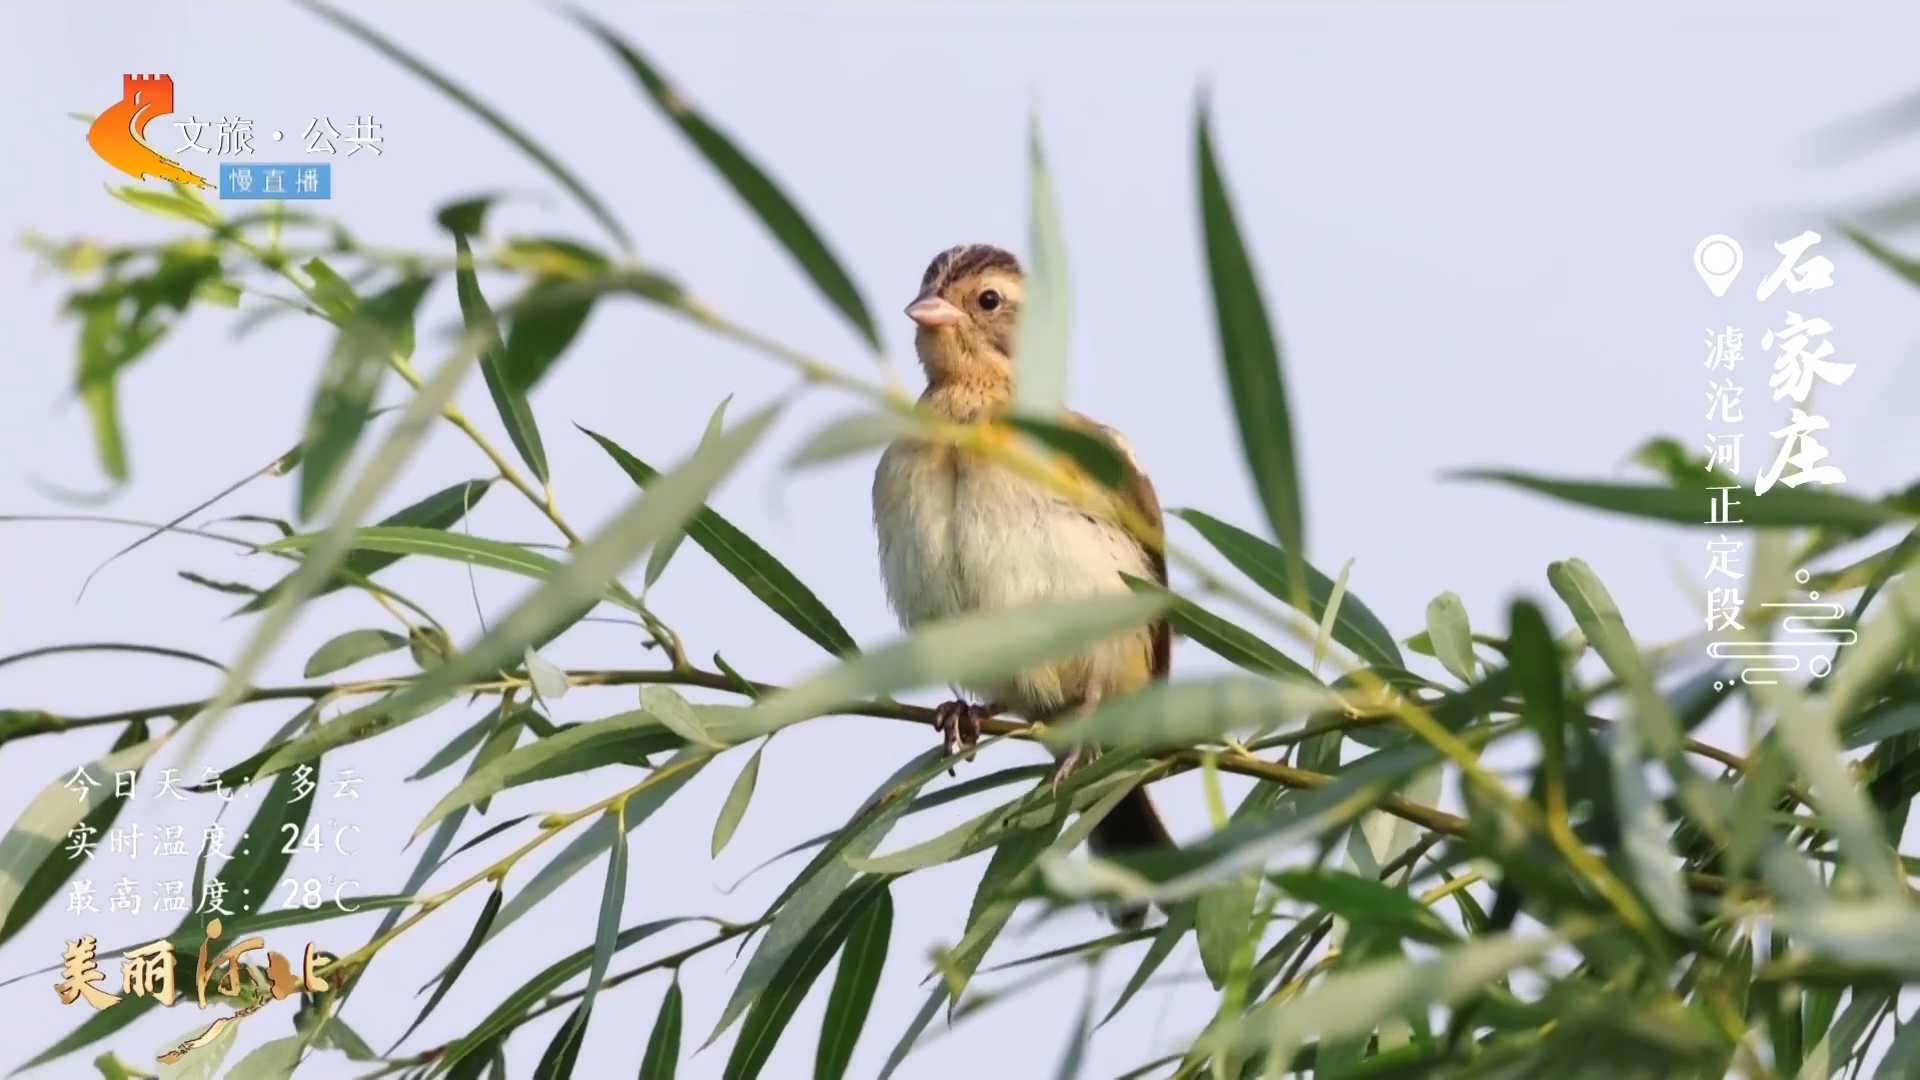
[871, 243, 1174, 907]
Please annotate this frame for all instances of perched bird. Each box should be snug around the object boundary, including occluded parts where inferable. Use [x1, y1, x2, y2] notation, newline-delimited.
[872, 243, 1174, 892]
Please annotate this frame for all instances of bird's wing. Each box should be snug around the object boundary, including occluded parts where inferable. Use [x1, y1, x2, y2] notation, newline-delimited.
[1065, 411, 1171, 680]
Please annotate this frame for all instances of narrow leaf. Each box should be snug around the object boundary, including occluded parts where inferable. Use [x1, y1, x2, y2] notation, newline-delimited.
[1177, 509, 1400, 669]
[0, 730, 165, 941]
[533, 1003, 590, 1080]
[1123, 575, 1311, 680]
[648, 396, 730, 588]
[298, 276, 433, 518]
[524, 647, 571, 703]
[582, 425, 857, 656]
[1460, 468, 1909, 533]
[1013, 120, 1069, 414]
[641, 979, 684, 1079]
[1196, 99, 1305, 564]
[303, 628, 406, 677]
[453, 231, 548, 482]
[814, 886, 892, 1080]
[738, 593, 1167, 740]
[242, 479, 492, 613]
[1424, 591, 1477, 683]
[642, 686, 724, 750]
[712, 744, 765, 857]
[390, 885, 502, 1051]
[724, 876, 888, 1080]
[300, 1, 632, 249]
[575, 13, 876, 347]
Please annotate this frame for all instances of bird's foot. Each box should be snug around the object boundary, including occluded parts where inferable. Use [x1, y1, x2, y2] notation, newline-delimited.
[1050, 743, 1103, 795]
[934, 700, 994, 772]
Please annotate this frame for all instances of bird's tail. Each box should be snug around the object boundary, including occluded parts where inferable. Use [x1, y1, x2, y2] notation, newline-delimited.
[1088, 785, 1173, 929]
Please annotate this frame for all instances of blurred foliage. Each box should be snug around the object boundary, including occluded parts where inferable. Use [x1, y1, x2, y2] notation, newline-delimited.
[8, 6, 1920, 1079]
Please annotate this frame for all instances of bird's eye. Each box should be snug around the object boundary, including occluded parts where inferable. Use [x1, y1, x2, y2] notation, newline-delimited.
[977, 289, 1001, 311]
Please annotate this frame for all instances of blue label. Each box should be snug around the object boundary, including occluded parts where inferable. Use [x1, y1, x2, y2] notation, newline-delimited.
[218, 162, 331, 200]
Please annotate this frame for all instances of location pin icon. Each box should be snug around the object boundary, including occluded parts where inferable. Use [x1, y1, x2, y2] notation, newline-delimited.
[1694, 234, 1743, 298]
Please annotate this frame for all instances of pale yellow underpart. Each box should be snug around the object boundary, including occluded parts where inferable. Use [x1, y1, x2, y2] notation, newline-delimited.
[873, 437, 1156, 719]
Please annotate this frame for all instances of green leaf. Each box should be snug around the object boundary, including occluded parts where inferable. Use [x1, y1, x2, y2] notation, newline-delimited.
[1459, 469, 1910, 533]
[522, 811, 625, 1077]
[724, 876, 890, 1080]
[814, 885, 892, 1080]
[641, 978, 684, 1079]
[212, 758, 320, 928]
[1103, 904, 1194, 1025]
[416, 709, 683, 835]
[503, 273, 601, 390]
[575, 13, 876, 348]
[82, 379, 126, 482]
[303, 628, 406, 677]
[582, 424, 858, 656]
[847, 766, 1130, 876]
[586, 801, 631, 1023]
[1271, 869, 1458, 945]
[309, 404, 783, 747]
[237, 690, 453, 787]
[302, 257, 358, 321]
[479, 751, 709, 948]
[1053, 972, 1095, 1080]
[1043, 675, 1333, 750]
[1013, 120, 1068, 415]
[712, 743, 765, 857]
[300, 1, 631, 249]
[1122, 575, 1311, 680]
[1424, 591, 1477, 683]
[945, 779, 1139, 1000]
[642, 686, 724, 749]
[737, 593, 1167, 741]
[222, 1036, 300, 1080]
[266, 526, 619, 610]
[453, 231, 548, 482]
[710, 748, 945, 1046]
[1007, 416, 1128, 490]
[533, 1003, 590, 1080]
[524, 647, 570, 703]
[1876, 1004, 1920, 1079]
[242, 479, 492, 613]
[390, 885, 502, 1052]
[1197, 783, 1287, 988]
[432, 918, 699, 1075]
[788, 412, 919, 469]
[0, 728, 165, 943]
[1220, 929, 1561, 1067]
[1543, 553, 1743, 864]
[648, 396, 730, 589]
[298, 275, 434, 519]
[876, 984, 948, 1080]
[1176, 509, 1401, 669]
[1846, 227, 1920, 292]
[1312, 557, 1353, 674]
[108, 183, 219, 227]
[1196, 100, 1305, 566]
[408, 706, 511, 782]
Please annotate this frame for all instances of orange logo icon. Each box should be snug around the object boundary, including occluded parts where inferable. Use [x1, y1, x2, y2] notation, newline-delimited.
[88, 74, 211, 189]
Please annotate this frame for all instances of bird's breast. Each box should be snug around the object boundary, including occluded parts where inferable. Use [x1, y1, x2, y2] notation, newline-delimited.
[872, 439, 1155, 713]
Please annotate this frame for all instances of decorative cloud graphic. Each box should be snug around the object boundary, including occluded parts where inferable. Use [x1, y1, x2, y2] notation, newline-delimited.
[87, 74, 212, 189]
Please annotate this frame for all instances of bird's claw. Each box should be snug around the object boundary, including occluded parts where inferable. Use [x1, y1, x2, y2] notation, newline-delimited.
[1050, 743, 1102, 795]
[934, 700, 992, 773]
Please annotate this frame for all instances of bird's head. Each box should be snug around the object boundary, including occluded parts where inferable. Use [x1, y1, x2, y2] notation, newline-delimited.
[906, 244, 1023, 392]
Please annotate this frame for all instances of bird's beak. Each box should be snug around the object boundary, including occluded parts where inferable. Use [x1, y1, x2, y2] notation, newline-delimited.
[905, 296, 963, 329]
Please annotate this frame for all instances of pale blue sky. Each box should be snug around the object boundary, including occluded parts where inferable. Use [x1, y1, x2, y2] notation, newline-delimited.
[4, 4, 1920, 1077]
